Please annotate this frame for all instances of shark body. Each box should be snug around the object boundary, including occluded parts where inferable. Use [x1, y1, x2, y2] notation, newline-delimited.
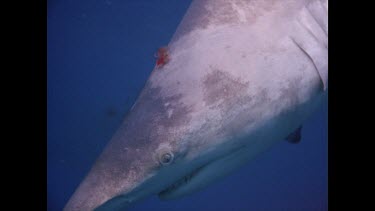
[64, 0, 328, 210]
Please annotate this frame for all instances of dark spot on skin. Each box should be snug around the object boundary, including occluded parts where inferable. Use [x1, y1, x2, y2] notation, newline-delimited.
[202, 68, 249, 108]
[278, 77, 302, 108]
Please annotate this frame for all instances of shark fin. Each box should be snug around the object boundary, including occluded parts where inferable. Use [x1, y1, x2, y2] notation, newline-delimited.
[285, 126, 302, 144]
[291, 2, 328, 91]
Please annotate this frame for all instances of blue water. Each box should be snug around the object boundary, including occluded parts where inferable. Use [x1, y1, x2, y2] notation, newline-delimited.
[47, 1, 328, 210]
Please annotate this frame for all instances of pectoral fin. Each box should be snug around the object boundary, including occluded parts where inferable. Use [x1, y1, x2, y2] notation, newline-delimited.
[285, 126, 302, 144]
[291, 2, 328, 91]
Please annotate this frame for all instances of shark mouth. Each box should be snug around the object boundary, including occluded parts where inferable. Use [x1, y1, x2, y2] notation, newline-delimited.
[158, 147, 245, 199]
[158, 164, 206, 198]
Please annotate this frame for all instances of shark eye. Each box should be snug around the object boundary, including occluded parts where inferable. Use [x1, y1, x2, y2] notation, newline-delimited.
[160, 152, 174, 165]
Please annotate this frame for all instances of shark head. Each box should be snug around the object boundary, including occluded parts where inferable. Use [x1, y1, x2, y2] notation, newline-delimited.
[63, 80, 230, 211]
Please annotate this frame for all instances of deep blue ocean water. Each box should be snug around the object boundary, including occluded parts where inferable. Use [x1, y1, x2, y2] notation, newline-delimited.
[47, 1, 328, 210]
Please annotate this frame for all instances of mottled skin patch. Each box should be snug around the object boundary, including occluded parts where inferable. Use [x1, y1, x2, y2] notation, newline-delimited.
[202, 68, 272, 115]
[132, 82, 192, 130]
[197, 68, 274, 145]
[202, 68, 249, 109]
[278, 76, 303, 109]
[171, 0, 280, 43]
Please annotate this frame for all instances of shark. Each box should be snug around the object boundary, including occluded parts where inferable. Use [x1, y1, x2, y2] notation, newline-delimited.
[64, 0, 328, 210]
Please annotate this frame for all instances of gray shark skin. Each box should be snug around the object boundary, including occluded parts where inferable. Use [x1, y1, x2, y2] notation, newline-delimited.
[64, 0, 328, 210]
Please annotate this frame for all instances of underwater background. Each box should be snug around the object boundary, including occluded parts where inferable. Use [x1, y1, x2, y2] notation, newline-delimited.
[47, 0, 328, 210]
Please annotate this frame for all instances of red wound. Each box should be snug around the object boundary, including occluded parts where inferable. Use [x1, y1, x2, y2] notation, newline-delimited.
[155, 47, 169, 68]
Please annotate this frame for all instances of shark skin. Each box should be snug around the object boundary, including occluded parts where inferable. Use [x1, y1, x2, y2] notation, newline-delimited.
[64, 0, 328, 210]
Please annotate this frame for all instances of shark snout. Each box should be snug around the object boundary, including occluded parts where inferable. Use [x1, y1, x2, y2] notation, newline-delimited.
[63, 148, 155, 211]
[63, 136, 183, 210]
